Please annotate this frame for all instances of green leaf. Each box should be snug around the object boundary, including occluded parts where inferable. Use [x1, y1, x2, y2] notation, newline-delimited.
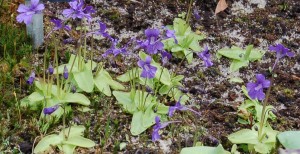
[230, 60, 249, 72]
[28, 92, 44, 102]
[73, 69, 94, 93]
[183, 49, 194, 64]
[131, 111, 148, 135]
[188, 37, 202, 51]
[113, 91, 137, 114]
[180, 144, 230, 154]
[34, 134, 62, 153]
[159, 85, 171, 94]
[248, 49, 265, 61]
[156, 103, 169, 114]
[173, 75, 184, 82]
[58, 144, 76, 154]
[94, 68, 125, 96]
[254, 143, 273, 154]
[59, 126, 85, 138]
[278, 131, 300, 149]
[229, 77, 244, 83]
[217, 46, 244, 61]
[84, 60, 97, 71]
[171, 46, 184, 53]
[117, 68, 139, 82]
[63, 93, 91, 106]
[155, 67, 172, 86]
[142, 104, 156, 127]
[63, 136, 95, 148]
[228, 129, 259, 144]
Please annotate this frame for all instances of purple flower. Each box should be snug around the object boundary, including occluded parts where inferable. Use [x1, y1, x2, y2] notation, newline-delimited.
[50, 19, 71, 31]
[168, 96, 201, 117]
[197, 47, 213, 67]
[43, 105, 59, 115]
[48, 64, 54, 75]
[62, 0, 94, 21]
[16, 0, 44, 25]
[269, 44, 295, 70]
[27, 71, 35, 85]
[102, 38, 127, 57]
[193, 9, 201, 20]
[152, 116, 180, 142]
[246, 74, 271, 100]
[83, 5, 95, 14]
[138, 28, 164, 54]
[63, 66, 68, 79]
[165, 29, 178, 44]
[94, 21, 110, 38]
[137, 56, 157, 79]
[160, 50, 172, 65]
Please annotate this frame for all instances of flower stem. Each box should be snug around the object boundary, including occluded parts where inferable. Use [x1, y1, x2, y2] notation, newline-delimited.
[54, 41, 60, 97]
[258, 77, 273, 141]
[186, 0, 193, 24]
[154, 67, 164, 97]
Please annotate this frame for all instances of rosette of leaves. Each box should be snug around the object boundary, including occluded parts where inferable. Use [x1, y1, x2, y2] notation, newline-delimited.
[162, 17, 205, 64]
[55, 54, 125, 95]
[117, 52, 189, 103]
[228, 123, 279, 154]
[20, 79, 91, 121]
[113, 90, 169, 135]
[217, 45, 265, 72]
[237, 86, 276, 125]
[34, 125, 95, 154]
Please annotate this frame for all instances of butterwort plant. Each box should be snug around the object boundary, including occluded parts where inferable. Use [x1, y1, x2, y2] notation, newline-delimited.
[228, 44, 295, 153]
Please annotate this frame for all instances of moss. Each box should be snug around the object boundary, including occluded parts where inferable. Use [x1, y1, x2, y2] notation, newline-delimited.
[283, 88, 294, 98]
[197, 71, 205, 79]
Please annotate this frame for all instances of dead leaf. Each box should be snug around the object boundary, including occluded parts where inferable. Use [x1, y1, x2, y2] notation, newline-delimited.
[215, 0, 228, 15]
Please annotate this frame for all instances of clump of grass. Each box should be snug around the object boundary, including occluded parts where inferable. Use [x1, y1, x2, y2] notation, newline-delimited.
[0, 23, 32, 61]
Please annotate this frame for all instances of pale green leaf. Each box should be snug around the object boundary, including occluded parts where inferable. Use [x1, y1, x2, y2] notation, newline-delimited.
[217, 46, 244, 61]
[58, 144, 76, 154]
[230, 60, 249, 72]
[155, 67, 172, 86]
[229, 77, 244, 83]
[63, 136, 95, 148]
[180, 144, 230, 154]
[63, 93, 91, 106]
[73, 69, 94, 93]
[94, 69, 125, 96]
[113, 91, 137, 114]
[142, 104, 156, 127]
[159, 85, 171, 94]
[117, 68, 139, 82]
[254, 143, 272, 154]
[59, 126, 85, 138]
[28, 92, 44, 102]
[34, 134, 62, 153]
[131, 111, 148, 135]
[278, 131, 300, 149]
[228, 129, 259, 144]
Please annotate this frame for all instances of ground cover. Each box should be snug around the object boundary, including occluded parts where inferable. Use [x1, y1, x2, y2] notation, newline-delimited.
[0, 0, 299, 153]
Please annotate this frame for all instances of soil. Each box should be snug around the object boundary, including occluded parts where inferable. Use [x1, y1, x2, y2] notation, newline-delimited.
[1, 0, 299, 153]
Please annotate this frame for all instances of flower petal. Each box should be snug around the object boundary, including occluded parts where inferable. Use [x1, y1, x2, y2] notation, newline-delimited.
[30, 0, 39, 7]
[35, 4, 45, 12]
[145, 56, 152, 64]
[17, 4, 29, 13]
[256, 74, 265, 83]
